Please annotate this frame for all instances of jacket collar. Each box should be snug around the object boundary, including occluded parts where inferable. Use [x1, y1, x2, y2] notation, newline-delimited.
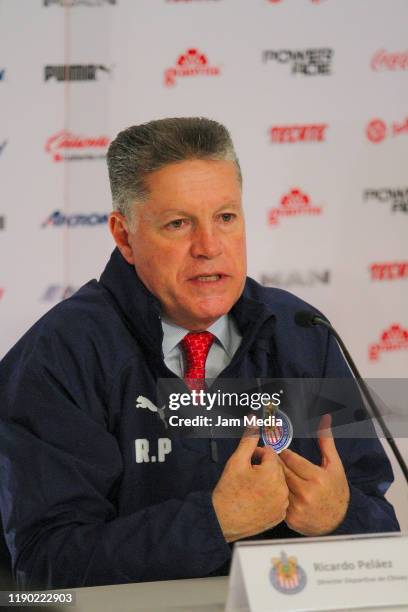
[99, 248, 276, 359]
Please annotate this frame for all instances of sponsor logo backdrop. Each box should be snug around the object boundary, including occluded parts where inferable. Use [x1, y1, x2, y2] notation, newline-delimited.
[0, 0, 407, 522]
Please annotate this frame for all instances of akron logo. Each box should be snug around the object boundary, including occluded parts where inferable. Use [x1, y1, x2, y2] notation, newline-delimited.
[270, 551, 307, 594]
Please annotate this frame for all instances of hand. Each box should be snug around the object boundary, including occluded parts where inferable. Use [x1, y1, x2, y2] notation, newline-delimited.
[280, 414, 350, 536]
[212, 428, 289, 543]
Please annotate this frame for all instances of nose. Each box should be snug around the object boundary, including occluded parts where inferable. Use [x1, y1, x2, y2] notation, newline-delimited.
[190, 224, 222, 259]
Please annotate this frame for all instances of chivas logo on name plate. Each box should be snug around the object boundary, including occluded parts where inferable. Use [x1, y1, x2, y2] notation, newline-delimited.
[270, 551, 307, 594]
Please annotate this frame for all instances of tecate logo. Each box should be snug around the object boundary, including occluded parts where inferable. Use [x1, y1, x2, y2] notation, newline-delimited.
[371, 49, 408, 71]
[366, 116, 408, 143]
[364, 188, 408, 213]
[369, 324, 408, 362]
[261, 270, 330, 288]
[370, 262, 408, 281]
[268, 188, 323, 226]
[270, 124, 327, 143]
[43, 0, 116, 6]
[45, 131, 109, 162]
[41, 211, 108, 227]
[44, 64, 112, 82]
[164, 48, 220, 87]
[262, 48, 333, 75]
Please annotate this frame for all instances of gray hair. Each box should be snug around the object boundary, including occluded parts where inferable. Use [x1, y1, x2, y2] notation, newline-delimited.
[106, 117, 242, 225]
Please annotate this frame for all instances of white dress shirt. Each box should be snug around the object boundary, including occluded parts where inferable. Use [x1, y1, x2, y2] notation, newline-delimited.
[161, 314, 242, 379]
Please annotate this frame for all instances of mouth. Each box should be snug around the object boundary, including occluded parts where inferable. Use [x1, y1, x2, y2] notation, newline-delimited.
[188, 273, 228, 284]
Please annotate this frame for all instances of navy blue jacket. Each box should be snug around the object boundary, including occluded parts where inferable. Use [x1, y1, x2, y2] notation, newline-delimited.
[0, 249, 399, 589]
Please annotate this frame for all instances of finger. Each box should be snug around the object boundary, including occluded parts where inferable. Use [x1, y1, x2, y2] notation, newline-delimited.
[317, 414, 339, 468]
[281, 463, 304, 495]
[253, 445, 277, 462]
[233, 426, 260, 464]
[288, 491, 297, 507]
[280, 448, 318, 480]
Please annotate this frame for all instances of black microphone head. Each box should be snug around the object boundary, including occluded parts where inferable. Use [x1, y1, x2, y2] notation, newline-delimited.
[294, 310, 317, 328]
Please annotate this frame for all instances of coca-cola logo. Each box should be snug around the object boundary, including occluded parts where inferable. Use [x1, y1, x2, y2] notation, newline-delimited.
[0, 288, 5, 301]
[164, 48, 221, 87]
[370, 262, 408, 281]
[366, 116, 408, 143]
[369, 324, 408, 362]
[270, 124, 327, 143]
[45, 131, 109, 162]
[268, 188, 323, 226]
[371, 49, 408, 71]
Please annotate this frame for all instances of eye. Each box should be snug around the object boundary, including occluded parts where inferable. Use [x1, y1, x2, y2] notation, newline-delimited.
[165, 218, 189, 230]
[219, 212, 236, 223]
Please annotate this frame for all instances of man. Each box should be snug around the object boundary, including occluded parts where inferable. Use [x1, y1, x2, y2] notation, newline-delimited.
[0, 117, 399, 589]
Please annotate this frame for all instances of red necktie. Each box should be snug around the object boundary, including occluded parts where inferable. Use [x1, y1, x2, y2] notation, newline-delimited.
[181, 331, 215, 391]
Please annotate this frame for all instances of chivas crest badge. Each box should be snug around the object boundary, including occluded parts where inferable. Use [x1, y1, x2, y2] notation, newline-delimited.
[270, 551, 307, 594]
[261, 405, 293, 453]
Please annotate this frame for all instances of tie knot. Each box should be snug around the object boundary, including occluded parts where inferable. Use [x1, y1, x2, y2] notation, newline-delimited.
[181, 332, 215, 387]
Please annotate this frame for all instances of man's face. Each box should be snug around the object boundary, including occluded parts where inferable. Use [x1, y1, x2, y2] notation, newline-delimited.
[123, 159, 246, 330]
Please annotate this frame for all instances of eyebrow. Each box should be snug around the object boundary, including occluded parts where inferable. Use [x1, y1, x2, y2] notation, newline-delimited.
[158, 201, 242, 219]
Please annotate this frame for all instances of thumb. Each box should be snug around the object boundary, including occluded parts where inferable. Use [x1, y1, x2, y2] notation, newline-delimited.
[317, 414, 339, 469]
[234, 426, 260, 464]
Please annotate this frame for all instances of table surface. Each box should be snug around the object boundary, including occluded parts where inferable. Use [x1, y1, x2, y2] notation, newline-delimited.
[72, 576, 227, 611]
[68, 576, 408, 612]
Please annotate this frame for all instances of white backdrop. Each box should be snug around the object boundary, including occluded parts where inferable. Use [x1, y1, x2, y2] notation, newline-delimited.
[0, 0, 407, 526]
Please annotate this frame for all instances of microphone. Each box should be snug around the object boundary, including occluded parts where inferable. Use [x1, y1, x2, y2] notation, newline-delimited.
[295, 310, 408, 483]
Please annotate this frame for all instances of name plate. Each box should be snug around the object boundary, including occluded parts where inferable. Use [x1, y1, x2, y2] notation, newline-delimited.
[226, 533, 408, 611]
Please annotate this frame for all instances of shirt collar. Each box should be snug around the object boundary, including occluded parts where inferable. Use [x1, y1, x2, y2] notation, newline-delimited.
[161, 314, 234, 359]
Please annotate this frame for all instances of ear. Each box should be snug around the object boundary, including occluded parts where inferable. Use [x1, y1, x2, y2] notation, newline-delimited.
[109, 212, 135, 264]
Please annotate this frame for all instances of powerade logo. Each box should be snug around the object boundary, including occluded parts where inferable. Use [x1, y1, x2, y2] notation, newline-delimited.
[41, 211, 108, 227]
[263, 48, 333, 75]
[0, 69, 5, 81]
[364, 188, 408, 213]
